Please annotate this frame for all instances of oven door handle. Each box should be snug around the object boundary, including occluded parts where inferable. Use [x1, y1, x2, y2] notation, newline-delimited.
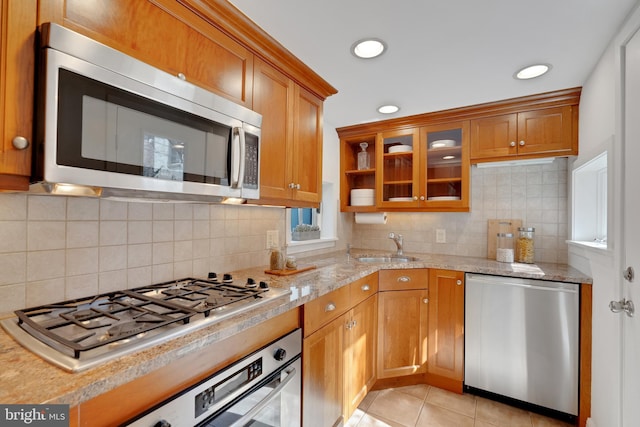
[228, 366, 298, 427]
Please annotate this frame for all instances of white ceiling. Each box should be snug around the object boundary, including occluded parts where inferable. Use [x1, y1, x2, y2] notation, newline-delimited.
[229, 0, 638, 129]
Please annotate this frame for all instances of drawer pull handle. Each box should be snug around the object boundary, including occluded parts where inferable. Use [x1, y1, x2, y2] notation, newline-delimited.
[361, 284, 370, 291]
[398, 276, 411, 282]
[456, 279, 462, 286]
[423, 298, 429, 304]
[325, 302, 336, 312]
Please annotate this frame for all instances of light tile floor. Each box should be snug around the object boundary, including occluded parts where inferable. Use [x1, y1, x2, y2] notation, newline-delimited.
[346, 385, 574, 427]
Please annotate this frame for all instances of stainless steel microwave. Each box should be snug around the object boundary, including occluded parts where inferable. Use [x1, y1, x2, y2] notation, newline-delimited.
[32, 23, 262, 202]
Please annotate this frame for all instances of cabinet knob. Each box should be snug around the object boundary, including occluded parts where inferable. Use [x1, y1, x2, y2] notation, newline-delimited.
[289, 183, 301, 190]
[397, 276, 411, 282]
[423, 298, 429, 304]
[325, 302, 336, 312]
[361, 284, 370, 292]
[456, 279, 462, 286]
[519, 140, 525, 146]
[420, 195, 425, 201]
[177, 72, 186, 81]
[413, 196, 418, 201]
[12, 136, 29, 150]
[296, 184, 301, 190]
[510, 141, 516, 147]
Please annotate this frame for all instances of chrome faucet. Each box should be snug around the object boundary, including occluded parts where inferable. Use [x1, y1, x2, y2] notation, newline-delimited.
[388, 232, 404, 255]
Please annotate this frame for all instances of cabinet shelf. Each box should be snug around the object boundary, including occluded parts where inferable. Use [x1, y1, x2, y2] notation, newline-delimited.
[383, 180, 414, 185]
[345, 169, 376, 175]
[427, 177, 462, 184]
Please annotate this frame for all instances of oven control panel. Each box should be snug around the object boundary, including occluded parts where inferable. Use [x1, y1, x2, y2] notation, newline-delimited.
[195, 358, 263, 417]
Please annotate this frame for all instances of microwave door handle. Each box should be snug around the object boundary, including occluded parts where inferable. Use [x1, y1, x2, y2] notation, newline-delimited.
[227, 366, 298, 427]
[231, 127, 246, 190]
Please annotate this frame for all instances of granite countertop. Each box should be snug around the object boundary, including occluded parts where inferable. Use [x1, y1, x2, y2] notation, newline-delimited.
[0, 249, 592, 407]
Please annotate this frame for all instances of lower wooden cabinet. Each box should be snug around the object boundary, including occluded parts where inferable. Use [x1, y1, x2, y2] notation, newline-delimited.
[426, 269, 465, 393]
[344, 293, 377, 419]
[303, 314, 345, 427]
[377, 269, 429, 379]
[303, 273, 378, 426]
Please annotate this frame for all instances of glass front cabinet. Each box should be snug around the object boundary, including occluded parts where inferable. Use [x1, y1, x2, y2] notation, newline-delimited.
[376, 122, 469, 211]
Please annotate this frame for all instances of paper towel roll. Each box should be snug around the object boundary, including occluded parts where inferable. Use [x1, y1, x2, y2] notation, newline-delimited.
[355, 212, 388, 224]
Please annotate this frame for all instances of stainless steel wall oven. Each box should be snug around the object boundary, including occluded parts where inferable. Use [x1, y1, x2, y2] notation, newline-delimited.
[125, 329, 301, 427]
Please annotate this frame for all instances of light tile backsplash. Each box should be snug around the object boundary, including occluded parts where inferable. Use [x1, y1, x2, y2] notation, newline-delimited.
[0, 194, 285, 314]
[352, 158, 568, 264]
[0, 158, 569, 314]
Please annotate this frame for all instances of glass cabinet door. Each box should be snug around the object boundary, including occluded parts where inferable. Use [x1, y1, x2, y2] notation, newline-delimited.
[377, 128, 420, 206]
[419, 121, 469, 209]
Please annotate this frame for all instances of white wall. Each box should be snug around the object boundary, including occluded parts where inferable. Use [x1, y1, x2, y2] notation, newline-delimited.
[569, 2, 640, 425]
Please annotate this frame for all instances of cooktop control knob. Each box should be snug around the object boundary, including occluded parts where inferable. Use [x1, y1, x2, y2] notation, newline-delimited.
[259, 281, 269, 290]
[207, 272, 218, 281]
[246, 278, 257, 288]
[153, 421, 171, 427]
[223, 273, 233, 283]
[274, 348, 287, 361]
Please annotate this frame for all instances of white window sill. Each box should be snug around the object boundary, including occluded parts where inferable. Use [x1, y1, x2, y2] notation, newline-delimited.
[287, 237, 338, 255]
[567, 240, 611, 254]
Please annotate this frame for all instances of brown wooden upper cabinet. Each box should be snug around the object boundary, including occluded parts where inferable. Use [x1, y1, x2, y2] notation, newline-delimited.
[44, 0, 254, 107]
[338, 88, 579, 212]
[470, 105, 577, 162]
[254, 59, 324, 207]
[376, 122, 470, 212]
[0, 0, 36, 191]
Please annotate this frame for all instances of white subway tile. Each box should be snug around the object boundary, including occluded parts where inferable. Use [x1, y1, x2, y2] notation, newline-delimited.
[28, 196, 66, 220]
[0, 221, 26, 252]
[67, 247, 99, 276]
[67, 221, 99, 248]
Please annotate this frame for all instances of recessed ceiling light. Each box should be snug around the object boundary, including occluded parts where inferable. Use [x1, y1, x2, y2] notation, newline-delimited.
[515, 64, 551, 80]
[377, 104, 399, 114]
[352, 38, 386, 59]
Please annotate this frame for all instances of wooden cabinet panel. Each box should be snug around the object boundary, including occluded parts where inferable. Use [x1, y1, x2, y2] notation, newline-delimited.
[378, 268, 428, 291]
[254, 62, 323, 207]
[377, 289, 428, 378]
[0, 0, 36, 190]
[344, 294, 377, 420]
[292, 85, 323, 204]
[516, 106, 574, 156]
[303, 285, 351, 337]
[46, 0, 253, 107]
[349, 271, 379, 307]
[426, 269, 464, 393]
[470, 106, 576, 161]
[303, 314, 345, 427]
[470, 114, 517, 159]
[253, 57, 294, 200]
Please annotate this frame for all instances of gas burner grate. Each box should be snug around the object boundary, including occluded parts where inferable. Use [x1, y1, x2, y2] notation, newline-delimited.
[15, 290, 197, 358]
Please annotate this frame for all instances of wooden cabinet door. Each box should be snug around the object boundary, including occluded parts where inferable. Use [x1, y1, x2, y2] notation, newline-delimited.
[0, 0, 36, 190]
[516, 106, 574, 156]
[344, 294, 377, 420]
[377, 289, 428, 379]
[44, 0, 253, 107]
[470, 114, 518, 160]
[427, 269, 464, 393]
[292, 85, 323, 204]
[303, 314, 345, 427]
[253, 58, 294, 200]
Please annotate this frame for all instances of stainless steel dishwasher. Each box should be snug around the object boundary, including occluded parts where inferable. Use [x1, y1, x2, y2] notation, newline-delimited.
[464, 273, 579, 417]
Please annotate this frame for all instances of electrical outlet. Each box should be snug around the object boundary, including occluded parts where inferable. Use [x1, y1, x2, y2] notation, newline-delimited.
[436, 229, 446, 243]
[266, 230, 279, 249]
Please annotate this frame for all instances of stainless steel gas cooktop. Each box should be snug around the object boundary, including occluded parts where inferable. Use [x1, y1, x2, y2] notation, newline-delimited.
[0, 274, 291, 372]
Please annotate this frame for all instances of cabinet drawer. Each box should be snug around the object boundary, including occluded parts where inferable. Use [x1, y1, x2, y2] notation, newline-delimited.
[350, 272, 379, 306]
[379, 269, 428, 291]
[304, 285, 351, 336]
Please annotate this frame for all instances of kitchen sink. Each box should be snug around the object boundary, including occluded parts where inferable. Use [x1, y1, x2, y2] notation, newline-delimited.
[355, 255, 420, 263]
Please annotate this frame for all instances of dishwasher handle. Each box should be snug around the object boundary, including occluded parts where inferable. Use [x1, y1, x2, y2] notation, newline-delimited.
[465, 274, 578, 293]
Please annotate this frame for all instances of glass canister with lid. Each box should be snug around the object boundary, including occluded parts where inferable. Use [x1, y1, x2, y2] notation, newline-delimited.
[496, 233, 514, 263]
[515, 227, 535, 263]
